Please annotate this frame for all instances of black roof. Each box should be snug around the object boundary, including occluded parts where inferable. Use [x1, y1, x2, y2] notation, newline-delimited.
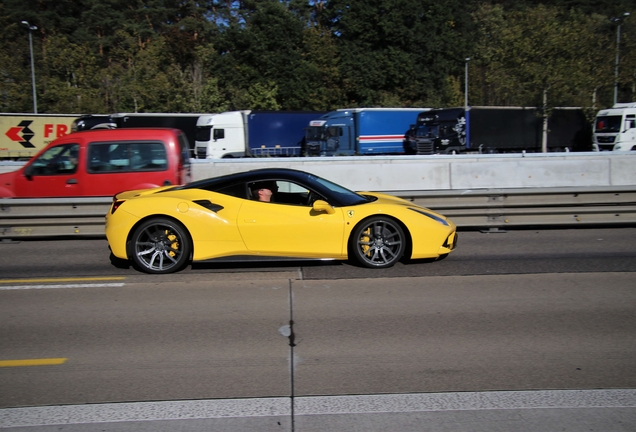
[183, 168, 315, 189]
[177, 168, 366, 207]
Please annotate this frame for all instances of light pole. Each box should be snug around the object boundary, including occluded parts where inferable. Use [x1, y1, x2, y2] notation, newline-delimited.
[464, 57, 470, 110]
[21, 20, 38, 114]
[465, 57, 471, 149]
[612, 12, 630, 106]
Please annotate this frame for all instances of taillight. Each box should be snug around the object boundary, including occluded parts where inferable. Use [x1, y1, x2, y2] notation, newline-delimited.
[178, 161, 191, 184]
[111, 200, 125, 214]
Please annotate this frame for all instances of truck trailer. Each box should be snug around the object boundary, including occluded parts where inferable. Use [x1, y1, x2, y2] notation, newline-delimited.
[194, 110, 326, 159]
[304, 108, 429, 156]
[408, 107, 592, 154]
[1, 113, 78, 159]
[593, 103, 636, 151]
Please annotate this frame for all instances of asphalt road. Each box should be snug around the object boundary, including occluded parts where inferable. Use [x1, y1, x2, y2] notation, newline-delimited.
[1, 228, 635, 430]
[1, 227, 635, 280]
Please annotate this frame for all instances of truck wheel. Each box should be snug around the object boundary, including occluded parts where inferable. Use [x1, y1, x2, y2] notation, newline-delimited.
[131, 218, 191, 274]
[349, 217, 405, 268]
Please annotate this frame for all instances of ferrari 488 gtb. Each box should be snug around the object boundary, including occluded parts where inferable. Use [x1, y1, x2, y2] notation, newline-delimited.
[105, 168, 457, 274]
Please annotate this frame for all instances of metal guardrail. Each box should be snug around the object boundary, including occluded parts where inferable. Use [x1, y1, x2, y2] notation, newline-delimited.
[395, 186, 636, 229]
[1, 187, 635, 239]
[0, 197, 111, 238]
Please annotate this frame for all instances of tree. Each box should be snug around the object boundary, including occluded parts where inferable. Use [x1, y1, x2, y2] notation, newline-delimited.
[319, 0, 473, 107]
[0, 0, 633, 114]
[39, 35, 106, 113]
[470, 4, 619, 109]
[213, 0, 319, 110]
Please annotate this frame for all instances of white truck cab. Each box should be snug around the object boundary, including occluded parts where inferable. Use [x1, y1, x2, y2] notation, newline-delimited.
[194, 111, 247, 159]
[593, 103, 636, 151]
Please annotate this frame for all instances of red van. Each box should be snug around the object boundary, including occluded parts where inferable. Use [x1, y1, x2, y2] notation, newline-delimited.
[0, 128, 191, 198]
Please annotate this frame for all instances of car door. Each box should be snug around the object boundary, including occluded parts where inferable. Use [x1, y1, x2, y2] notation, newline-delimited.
[237, 181, 346, 257]
[14, 143, 83, 197]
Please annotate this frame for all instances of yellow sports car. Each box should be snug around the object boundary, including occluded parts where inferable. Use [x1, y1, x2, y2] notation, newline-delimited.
[106, 168, 457, 274]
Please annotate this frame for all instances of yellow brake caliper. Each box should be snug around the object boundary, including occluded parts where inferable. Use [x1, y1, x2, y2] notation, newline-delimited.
[166, 231, 179, 258]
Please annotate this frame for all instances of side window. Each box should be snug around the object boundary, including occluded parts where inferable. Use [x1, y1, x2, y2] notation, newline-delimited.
[87, 143, 114, 172]
[213, 128, 225, 140]
[215, 183, 249, 199]
[326, 126, 341, 137]
[130, 143, 167, 170]
[249, 180, 324, 206]
[626, 115, 635, 129]
[27, 143, 80, 176]
[87, 142, 167, 173]
[178, 134, 192, 163]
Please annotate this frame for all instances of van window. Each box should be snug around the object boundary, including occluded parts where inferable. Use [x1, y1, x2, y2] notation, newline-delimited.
[87, 142, 167, 173]
[27, 143, 80, 176]
[177, 134, 191, 164]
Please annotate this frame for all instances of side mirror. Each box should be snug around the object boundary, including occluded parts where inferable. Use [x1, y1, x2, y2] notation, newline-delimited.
[312, 199, 335, 214]
[23, 164, 34, 179]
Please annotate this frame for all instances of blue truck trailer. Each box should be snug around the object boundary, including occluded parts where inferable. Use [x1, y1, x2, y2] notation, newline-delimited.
[195, 110, 326, 158]
[304, 108, 430, 156]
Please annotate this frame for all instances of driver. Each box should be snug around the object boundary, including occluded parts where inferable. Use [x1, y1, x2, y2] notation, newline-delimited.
[250, 181, 278, 202]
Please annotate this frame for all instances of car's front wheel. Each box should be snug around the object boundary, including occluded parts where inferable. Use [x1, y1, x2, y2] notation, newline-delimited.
[350, 216, 405, 268]
[130, 218, 191, 274]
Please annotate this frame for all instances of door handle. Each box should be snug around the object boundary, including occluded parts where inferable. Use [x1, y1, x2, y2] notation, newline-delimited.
[67, 178, 78, 184]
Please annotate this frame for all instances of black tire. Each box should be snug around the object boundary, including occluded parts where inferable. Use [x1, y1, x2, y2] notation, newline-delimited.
[130, 218, 191, 274]
[349, 217, 405, 268]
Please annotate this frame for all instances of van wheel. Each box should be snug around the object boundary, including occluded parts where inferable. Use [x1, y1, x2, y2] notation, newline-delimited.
[349, 217, 405, 268]
[131, 218, 190, 274]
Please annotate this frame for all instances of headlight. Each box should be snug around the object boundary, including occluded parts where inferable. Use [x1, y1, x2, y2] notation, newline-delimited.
[409, 208, 449, 226]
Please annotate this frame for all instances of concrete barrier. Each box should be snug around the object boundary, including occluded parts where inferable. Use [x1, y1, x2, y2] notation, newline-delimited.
[190, 152, 636, 192]
[3, 152, 636, 192]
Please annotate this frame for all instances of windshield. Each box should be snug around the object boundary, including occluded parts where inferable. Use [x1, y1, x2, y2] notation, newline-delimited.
[595, 116, 622, 133]
[305, 126, 325, 140]
[416, 125, 438, 138]
[195, 126, 211, 141]
[308, 174, 370, 206]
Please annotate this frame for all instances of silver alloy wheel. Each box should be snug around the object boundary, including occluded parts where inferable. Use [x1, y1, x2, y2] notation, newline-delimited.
[131, 218, 190, 274]
[351, 217, 405, 268]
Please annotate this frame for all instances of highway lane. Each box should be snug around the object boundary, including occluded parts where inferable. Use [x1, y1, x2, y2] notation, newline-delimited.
[2, 271, 635, 408]
[0, 228, 635, 419]
[1, 227, 635, 280]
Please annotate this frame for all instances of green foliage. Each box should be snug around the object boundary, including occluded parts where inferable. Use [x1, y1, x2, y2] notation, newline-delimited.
[0, 0, 634, 113]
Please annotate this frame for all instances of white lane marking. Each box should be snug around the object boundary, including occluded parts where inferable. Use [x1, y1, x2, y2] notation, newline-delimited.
[0, 283, 125, 290]
[1, 390, 634, 427]
[295, 389, 636, 415]
[0, 398, 290, 427]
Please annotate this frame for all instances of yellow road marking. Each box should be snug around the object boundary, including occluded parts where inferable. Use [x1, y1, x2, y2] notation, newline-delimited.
[0, 277, 126, 284]
[0, 358, 68, 367]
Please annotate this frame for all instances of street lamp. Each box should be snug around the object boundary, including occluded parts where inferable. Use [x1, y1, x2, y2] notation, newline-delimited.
[465, 57, 471, 149]
[612, 12, 630, 106]
[464, 57, 470, 110]
[21, 20, 38, 114]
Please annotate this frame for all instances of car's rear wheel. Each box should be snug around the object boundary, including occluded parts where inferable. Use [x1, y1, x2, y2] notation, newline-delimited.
[131, 218, 191, 274]
[350, 216, 405, 268]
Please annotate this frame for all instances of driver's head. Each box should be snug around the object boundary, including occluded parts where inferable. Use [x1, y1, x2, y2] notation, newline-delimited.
[250, 181, 278, 201]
